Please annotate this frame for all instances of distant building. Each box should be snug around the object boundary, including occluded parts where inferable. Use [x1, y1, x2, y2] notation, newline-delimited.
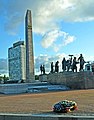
[8, 41, 26, 81]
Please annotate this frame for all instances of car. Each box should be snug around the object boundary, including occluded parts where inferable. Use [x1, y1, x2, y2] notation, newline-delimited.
[53, 100, 78, 113]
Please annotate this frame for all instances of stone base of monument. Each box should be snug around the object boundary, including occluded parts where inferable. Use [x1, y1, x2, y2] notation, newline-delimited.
[0, 83, 28, 94]
[39, 74, 47, 82]
[47, 71, 94, 89]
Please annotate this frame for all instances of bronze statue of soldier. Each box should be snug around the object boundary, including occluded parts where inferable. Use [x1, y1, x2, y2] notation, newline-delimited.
[78, 54, 85, 71]
[55, 61, 59, 73]
[51, 62, 54, 73]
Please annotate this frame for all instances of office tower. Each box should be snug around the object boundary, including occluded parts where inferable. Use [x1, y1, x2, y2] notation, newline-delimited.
[25, 10, 35, 82]
[8, 41, 26, 81]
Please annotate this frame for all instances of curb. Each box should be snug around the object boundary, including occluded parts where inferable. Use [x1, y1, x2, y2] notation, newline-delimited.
[0, 113, 94, 120]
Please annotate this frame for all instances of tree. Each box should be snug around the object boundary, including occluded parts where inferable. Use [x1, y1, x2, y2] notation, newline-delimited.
[35, 75, 39, 80]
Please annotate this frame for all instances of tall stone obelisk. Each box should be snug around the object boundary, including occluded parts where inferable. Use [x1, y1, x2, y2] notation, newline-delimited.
[25, 10, 35, 82]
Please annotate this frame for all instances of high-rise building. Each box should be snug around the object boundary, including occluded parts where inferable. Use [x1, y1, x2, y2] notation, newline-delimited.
[25, 10, 35, 82]
[8, 41, 26, 81]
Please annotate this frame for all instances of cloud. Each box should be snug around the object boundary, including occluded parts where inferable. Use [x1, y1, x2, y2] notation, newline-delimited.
[69, 0, 94, 22]
[63, 35, 75, 46]
[41, 30, 62, 48]
[41, 29, 76, 52]
[4, 15, 23, 35]
[0, 59, 8, 76]
[1, 0, 94, 35]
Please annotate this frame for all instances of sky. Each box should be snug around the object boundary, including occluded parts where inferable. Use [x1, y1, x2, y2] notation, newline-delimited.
[0, 0, 94, 75]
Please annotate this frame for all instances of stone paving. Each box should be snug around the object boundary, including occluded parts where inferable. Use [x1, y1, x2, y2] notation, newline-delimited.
[0, 89, 94, 115]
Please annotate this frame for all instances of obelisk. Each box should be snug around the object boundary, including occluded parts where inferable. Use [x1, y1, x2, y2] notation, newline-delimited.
[25, 10, 35, 82]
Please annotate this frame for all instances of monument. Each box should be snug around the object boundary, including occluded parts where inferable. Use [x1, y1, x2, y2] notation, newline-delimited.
[25, 10, 35, 82]
[39, 54, 94, 89]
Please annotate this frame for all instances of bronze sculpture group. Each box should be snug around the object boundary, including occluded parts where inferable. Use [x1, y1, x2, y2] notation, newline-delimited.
[40, 54, 86, 74]
[40, 64, 45, 74]
[63, 54, 86, 72]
